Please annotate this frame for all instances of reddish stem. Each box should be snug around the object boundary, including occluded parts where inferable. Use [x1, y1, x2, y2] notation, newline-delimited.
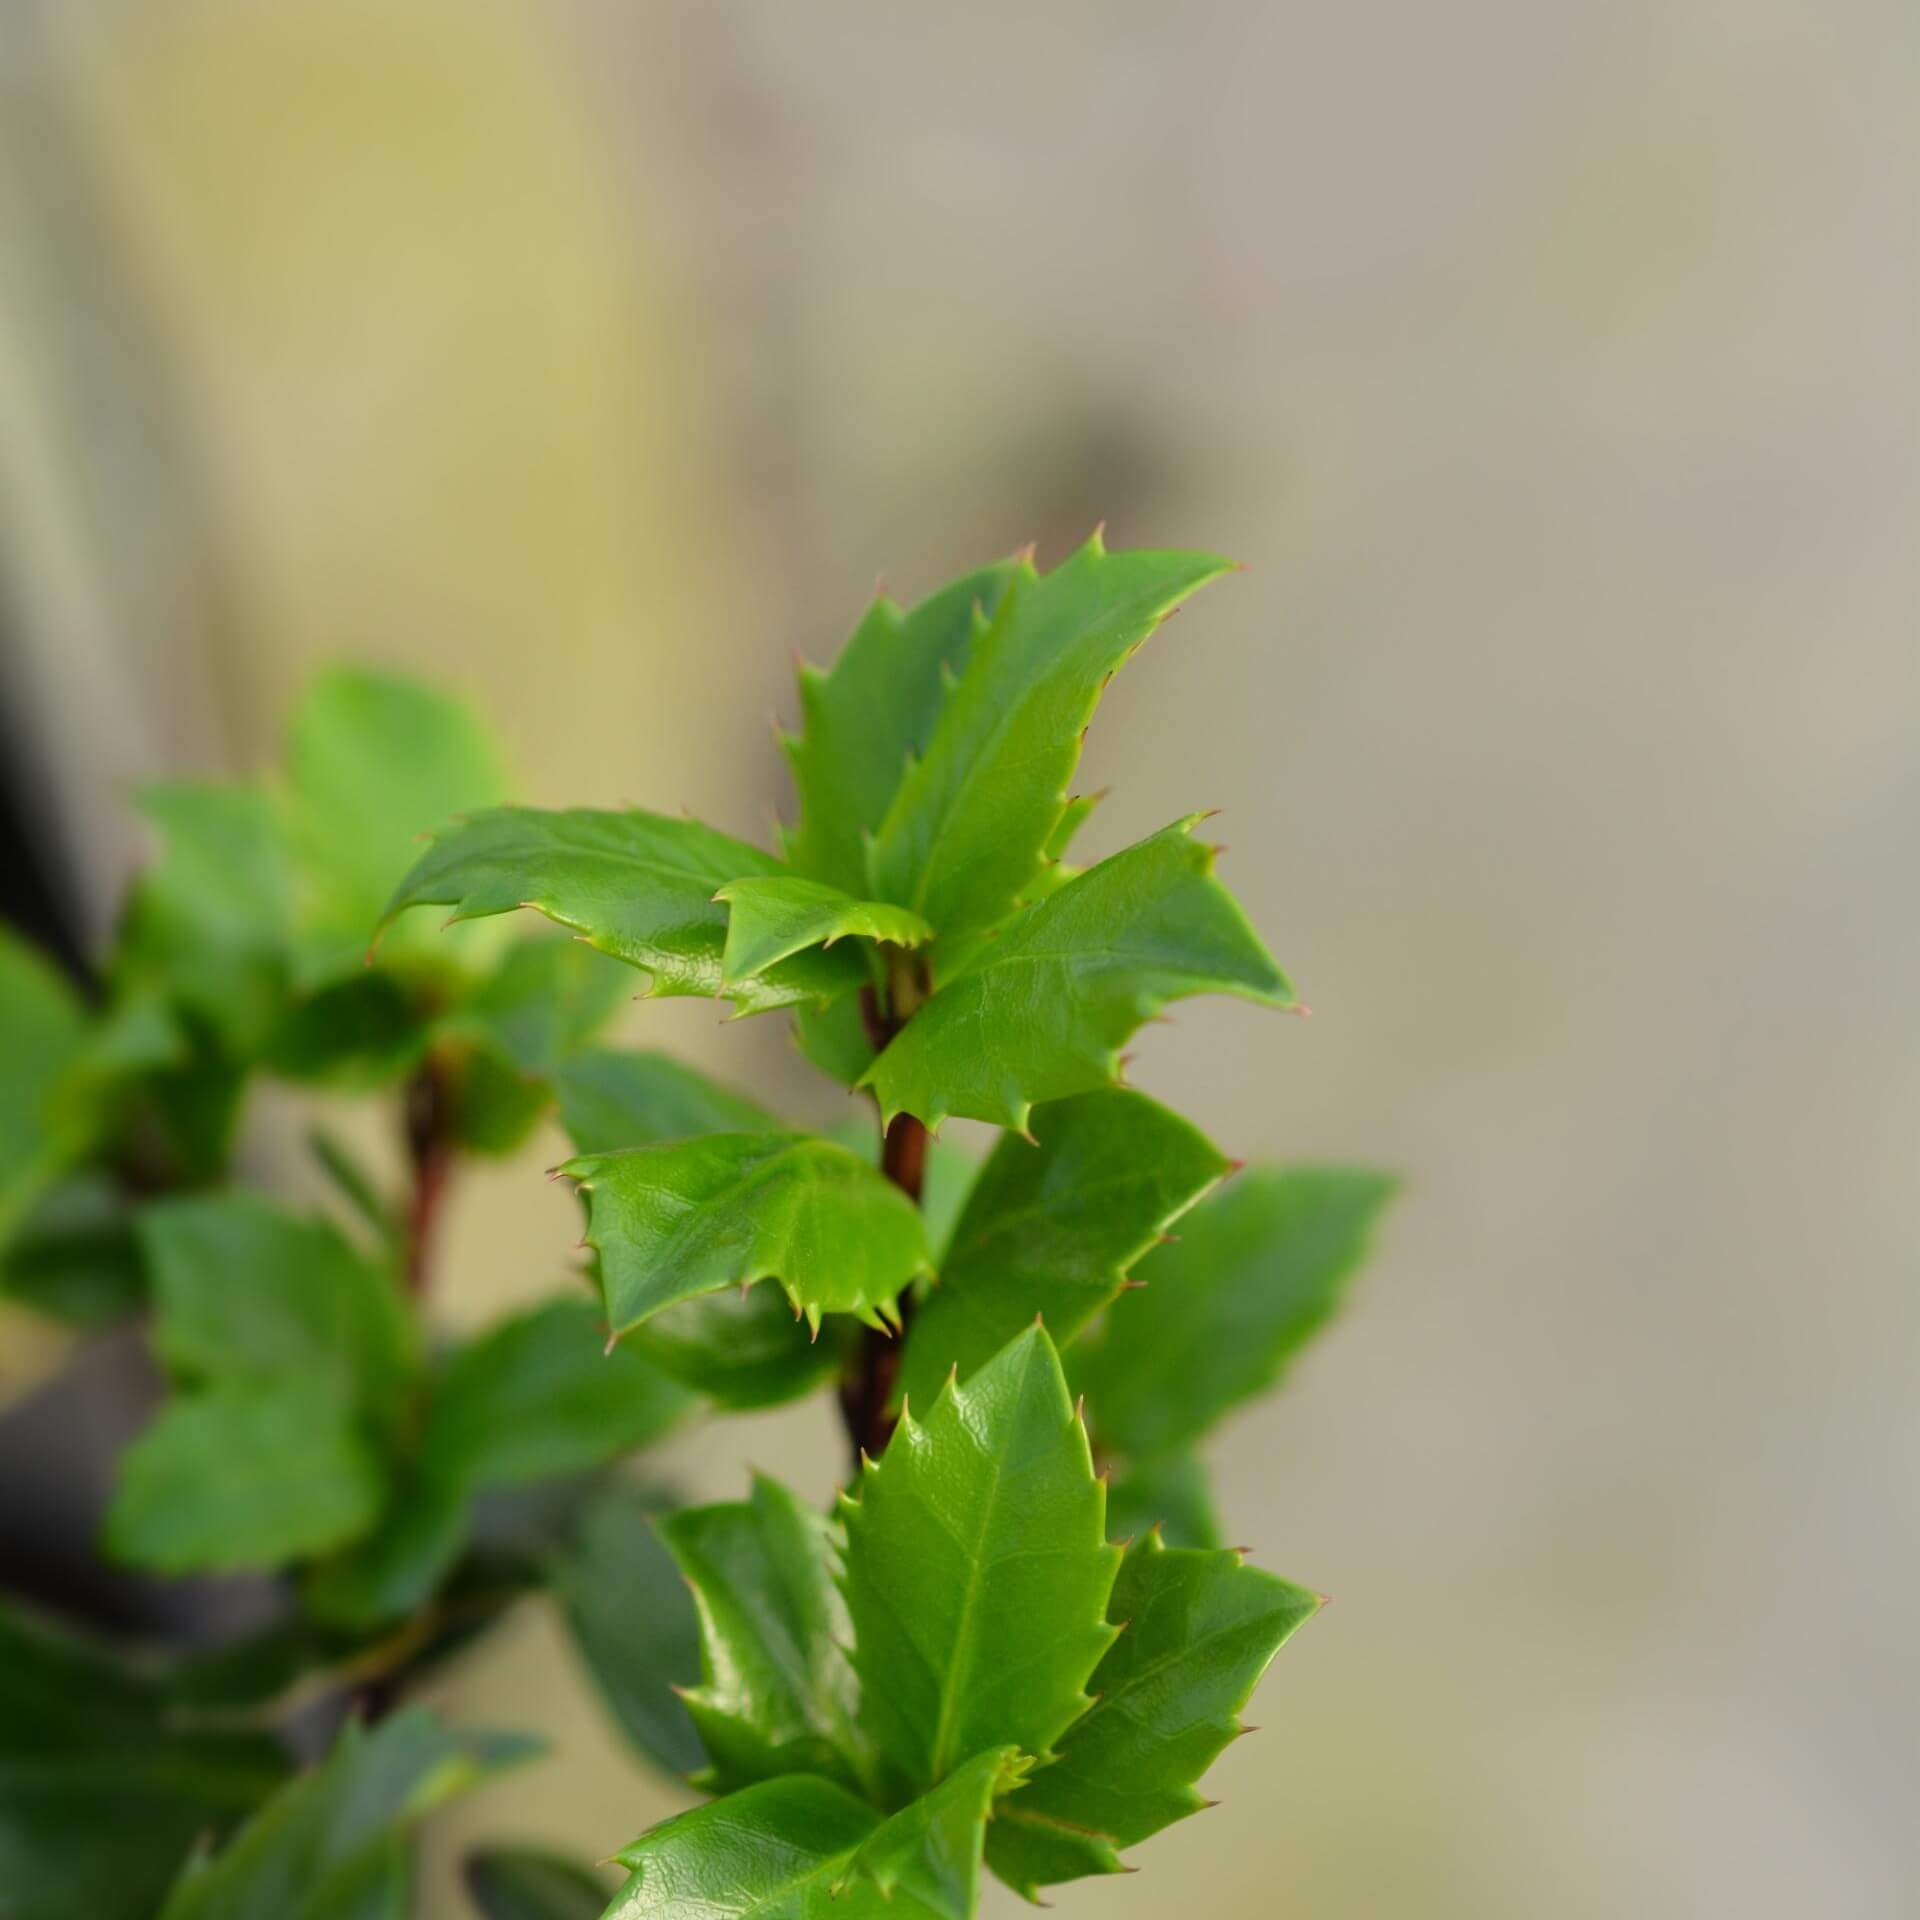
[401, 1059, 455, 1299]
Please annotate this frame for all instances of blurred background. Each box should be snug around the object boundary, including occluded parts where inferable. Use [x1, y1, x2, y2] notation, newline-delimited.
[1, 1, 1914, 1913]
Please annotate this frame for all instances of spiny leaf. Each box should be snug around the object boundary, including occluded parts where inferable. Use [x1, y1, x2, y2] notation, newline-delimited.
[783, 563, 1018, 898]
[1104, 1452, 1223, 1550]
[867, 536, 1232, 953]
[659, 1475, 873, 1797]
[562, 1133, 931, 1335]
[840, 1747, 1027, 1920]
[157, 1708, 538, 1920]
[605, 1766, 1011, 1920]
[863, 819, 1294, 1131]
[138, 1193, 414, 1419]
[839, 1325, 1119, 1796]
[897, 1089, 1228, 1412]
[988, 1533, 1319, 1894]
[104, 1385, 387, 1574]
[548, 1485, 704, 1779]
[715, 875, 931, 984]
[1075, 1167, 1398, 1459]
[379, 807, 863, 1014]
[421, 1298, 695, 1490]
[553, 1046, 775, 1152]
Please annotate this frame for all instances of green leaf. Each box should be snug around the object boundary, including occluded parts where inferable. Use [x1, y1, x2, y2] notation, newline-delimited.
[716, 875, 931, 984]
[988, 1533, 1319, 1894]
[839, 1325, 1119, 1796]
[105, 1384, 387, 1573]
[553, 1047, 774, 1152]
[791, 990, 878, 1087]
[0, 1171, 145, 1325]
[286, 665, 512, 980]
[0, 1597, 288, 1920]
[449, 932, 634, 1078]
[563, 1134, 931, 1336]
[424, 1298, 696, 1490]
[1104, 1452, 1223, 1550]
[782, 564, 1017, 898]
[465, 1848, 611, 1920]
[863, 819, 1293, 1131]
[116, 783, 293, 1052]
[660, 1475, 873, 1797]
[1075, 1167, 1398, 1458]
[380, 807, 863, 1013]
[604, 1765, 1011, 1920]
[868, 537, 1232, 952]
[264, 971, 428, 1087]
[140, 1193, 414, 1418]
[896, 1090, 1227, 1412]
[0, 927, 92, 1246]
[628, 1288, 843, 1410]
[303, 1472, 471, 1630]
[157, 1707, 538, 1920]
[549, 1484, 704, 1777]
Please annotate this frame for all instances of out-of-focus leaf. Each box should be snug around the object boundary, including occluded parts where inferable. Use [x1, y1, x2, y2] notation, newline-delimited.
[628, 1287, 843, 1410]
[867, 537, 1231, 955]
[285, 665, 512, 984]
[863, 820, 1294, 1132]
[1103, 1452, 1222, 1551]
[782, 563, 1017, 899]
[987, 1533, 1319, 1894]
[105, 1384, 387, 1574]
[448, 933, 633, 1078]
[553, 1046, 774, 1153]
[156, 1708, 538, 1920]
[443, 1043, 550, 1157]
[302, 1472, 472, 1631]
[791, 989, 878, 1088]
[0, 1171, 144, 1325]
[140, 1192, 413, 1419]
[896, 1089, 1226, 1411]
[0, 927, 93, 1246]
[660, 1475, 873, 1796]
[380, 807, 862, 1014]
[548, 1484, 704, 1778]
[423, 1298, 695, 1491]
[0, 1598, 289, 1920]
[563, 1134, 930, 1335]
[840, 1326, 1118, 1798]
[1074, 1167, 1398, 1458]
[464, 1848, 611, 1920]
[715, 876, 930, 984]
[264, 972, 428, 1087]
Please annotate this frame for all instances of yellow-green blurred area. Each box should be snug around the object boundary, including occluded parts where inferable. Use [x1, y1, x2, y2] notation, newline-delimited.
[0, 1, 1913, 1914]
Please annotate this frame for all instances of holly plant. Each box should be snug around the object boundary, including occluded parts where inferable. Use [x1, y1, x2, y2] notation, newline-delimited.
[0, 535, 1394, 1919]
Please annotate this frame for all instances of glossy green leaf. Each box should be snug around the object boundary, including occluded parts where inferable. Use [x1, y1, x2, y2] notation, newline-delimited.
[105, 1384, 387, 1573]
[863, 819, 1294, 1131]
[896, 1090, 1227, 1411]
[782, 564, 1017, 898]
[1104, 1452, 1223, 1550]
[716, 875, 931, 984]
[157, 1708, 537, 1920]
[868, 537, 1232, 951]
[1075, 1167, 1398, 1458]
[988, 1533, 1319, 1893]
[840, 1325, 1119, 1795]
[465, 1848, 611, 1920]
[604, 1764, 1009, 1920]
[139, 1193, 413, 1418]
[791, 989, 878, 1087]
[660, 1475, 873, 1796]
[549, 1485, 705, 1777]
[0, 927, 92, 1246]
[380, 807, 862, 1013]
[424, 1298, 696, 1490]
[286, 665, 512, 982]
[0, 1598, 288, 1920]
[554, 1047, 775, 1151]
[563, 1134, 931, 1335]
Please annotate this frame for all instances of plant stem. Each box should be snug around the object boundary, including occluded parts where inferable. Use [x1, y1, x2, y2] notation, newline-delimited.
[840, 975, 929, 1469]
[401, 1057, 454, 1299]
